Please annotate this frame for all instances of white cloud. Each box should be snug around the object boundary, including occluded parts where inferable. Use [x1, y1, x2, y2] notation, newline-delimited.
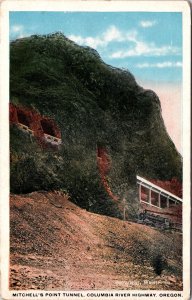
[11, 25, 24, 33]
[102, 26, 122, 43]
[69, 26, 136, 49]
[69, 34, 105, 48]
[136, 61, 182, 68]
[140, 20, 157, 28]
[110, 39, 181, 58]
[10, 24, 31, 39]
[69, 25, 181, 59]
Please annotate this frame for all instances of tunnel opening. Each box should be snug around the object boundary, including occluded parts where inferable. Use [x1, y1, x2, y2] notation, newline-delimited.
[41, 119, 56, 137]
[17, 110, 30, 127]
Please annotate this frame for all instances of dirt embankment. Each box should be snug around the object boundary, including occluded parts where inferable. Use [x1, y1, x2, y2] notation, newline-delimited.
[10, 192, 182, 290]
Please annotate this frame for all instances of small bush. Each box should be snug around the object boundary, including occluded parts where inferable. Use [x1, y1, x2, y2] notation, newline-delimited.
[152, 254, 167, 275]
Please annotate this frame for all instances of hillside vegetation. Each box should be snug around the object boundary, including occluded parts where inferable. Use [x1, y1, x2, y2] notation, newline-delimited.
[10, 33, 182, 219]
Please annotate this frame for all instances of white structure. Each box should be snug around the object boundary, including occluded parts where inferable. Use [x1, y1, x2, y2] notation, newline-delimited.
[18, 123, 34, 136]
[44, 133, 62, 146]
[137, 175, 182, 209]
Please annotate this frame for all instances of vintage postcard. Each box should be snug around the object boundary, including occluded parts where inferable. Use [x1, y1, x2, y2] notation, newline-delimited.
[0, 0, 191, 299]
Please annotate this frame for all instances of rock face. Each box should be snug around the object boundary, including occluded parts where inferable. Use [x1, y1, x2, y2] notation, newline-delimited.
[10, 33, 182, 219]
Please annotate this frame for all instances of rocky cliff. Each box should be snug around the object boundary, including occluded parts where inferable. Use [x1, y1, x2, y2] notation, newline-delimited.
[10, 33, 182, 219]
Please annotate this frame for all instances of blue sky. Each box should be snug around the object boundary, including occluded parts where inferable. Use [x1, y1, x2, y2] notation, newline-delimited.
[10, 12, 182, 84]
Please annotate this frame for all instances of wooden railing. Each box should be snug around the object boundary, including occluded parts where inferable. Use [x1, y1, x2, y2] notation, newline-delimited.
[137, 175, 182, 209]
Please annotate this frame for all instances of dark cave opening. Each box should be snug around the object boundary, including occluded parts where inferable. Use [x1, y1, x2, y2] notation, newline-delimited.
[17, 110, 30, 127]
[41, 119, 56, 136]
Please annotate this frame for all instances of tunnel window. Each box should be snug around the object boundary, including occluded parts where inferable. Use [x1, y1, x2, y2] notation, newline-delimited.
[160, 195, 168, 208]
[151, 191, 159, 207]
[17, 110, 30, 127]
[41, 119, 56, 136]
[169, 199, 176, 207]
[141, 186, 149, 203]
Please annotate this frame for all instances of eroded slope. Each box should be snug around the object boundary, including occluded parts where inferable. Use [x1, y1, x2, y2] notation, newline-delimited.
[10, 192, 182, 290]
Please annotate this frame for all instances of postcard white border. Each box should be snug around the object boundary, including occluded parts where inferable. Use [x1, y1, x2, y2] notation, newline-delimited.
[0, 1, 191, 300]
